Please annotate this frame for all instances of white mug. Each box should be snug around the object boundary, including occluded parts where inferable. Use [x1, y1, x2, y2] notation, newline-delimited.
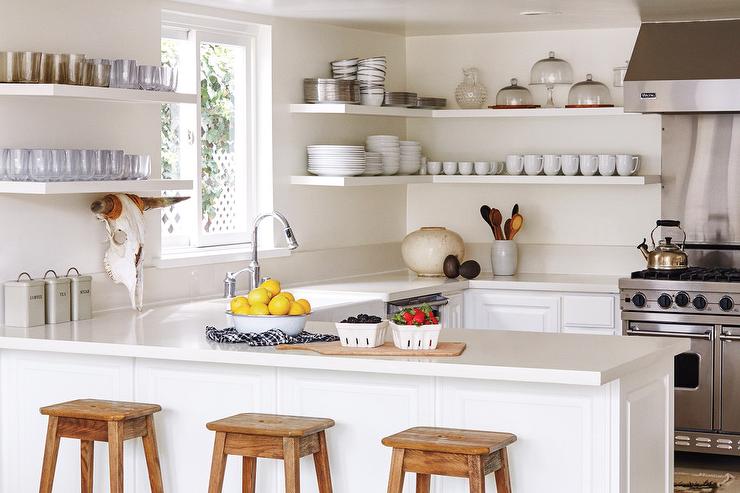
[543, 154, 561, 176]
[474, 161, 491, 175]
[491, 161, 504, 175]
[505, 155, 524, 175]
[561, 154, 579, 176]
[616, 154, 640, 176]
[443, 161, 457, 175]
[598, 154, 616, 176]
[458, 161, 473, 175]
[579, 154, 598, 176]
[523, 154, 543, 176]
[427, 161, 441, 175]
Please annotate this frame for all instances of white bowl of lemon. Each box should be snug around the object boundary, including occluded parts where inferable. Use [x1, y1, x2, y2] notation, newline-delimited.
[227, 279, 312, 336]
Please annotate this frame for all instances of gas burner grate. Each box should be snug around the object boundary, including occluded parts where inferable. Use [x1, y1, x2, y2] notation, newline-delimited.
[631, 267, 740, 282]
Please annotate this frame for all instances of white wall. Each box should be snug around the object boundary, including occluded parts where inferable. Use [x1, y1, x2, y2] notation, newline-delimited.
[404, 29, 661, 275]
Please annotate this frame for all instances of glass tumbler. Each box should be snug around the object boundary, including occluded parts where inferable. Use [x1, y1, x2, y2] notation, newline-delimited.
[123, 154, 137, 180]
[30, 149, 52, 182]
[17, 52, 42, 83]
[51, 54, 70, 84]
[8, 149, 29, 181]
[138, 65, 160, 91]
[0, 149, 7, 180]
[1, 52, 20, 82]
[93, 150, 111, 180]
[78, 150, 95, 181]
[48, 149, 66, 181]
[109, 150, 125, 180]
[113, 59, 137, 89]
[63, 149, 81, 181]
[136, 154, 151, 179]
[67, 54, 86, 85]
[39, 53, 53, 83]
[159, 66, 174, 91]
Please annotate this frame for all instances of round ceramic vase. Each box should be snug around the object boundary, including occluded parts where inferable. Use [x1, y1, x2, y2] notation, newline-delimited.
[402, 227, 465, 277]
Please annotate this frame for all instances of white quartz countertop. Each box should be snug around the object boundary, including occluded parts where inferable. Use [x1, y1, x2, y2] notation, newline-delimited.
[295, 271, 621, 301]
[0, 297, 685, 386]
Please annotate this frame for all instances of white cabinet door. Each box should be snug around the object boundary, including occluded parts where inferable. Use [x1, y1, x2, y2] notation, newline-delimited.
[464, 290, 560, 332]
[561, 294, 618, 335]
[441, 291, 464, 329]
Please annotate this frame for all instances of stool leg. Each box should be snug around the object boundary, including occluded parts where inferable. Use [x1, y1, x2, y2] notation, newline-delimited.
[313, 431, 333, 493]
[80, 440, 94, 493]
[493, 449, 511, 493]
[108, 421, 124, 493]
[39, 416, 61, 493]
[416, 473, 431, 493]
[386, 448, 405, 493]
[242, 457, 256, 493]
[467, 455, 485, 493]
[207, 432, 228, 493]
[283, 437, 301, 493]
[142, 415, 165, 493]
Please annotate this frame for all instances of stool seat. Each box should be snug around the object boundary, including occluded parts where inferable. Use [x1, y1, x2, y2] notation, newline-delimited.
[381, 426, 516, 455]
[40, 399, 162, 421]
[206, 412, 334, 437]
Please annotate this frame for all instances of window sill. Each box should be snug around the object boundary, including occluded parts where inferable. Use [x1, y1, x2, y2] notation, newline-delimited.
[153, 244, 292, 269]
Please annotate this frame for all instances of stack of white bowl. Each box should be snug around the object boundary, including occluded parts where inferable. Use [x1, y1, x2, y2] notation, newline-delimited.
[330, 58, 358, 80]
[363, 151, 383, 176]
[306, 145, 366, 176]
[399, 141, 422, 175]
[357, 57, 386, 106]
[366, 135, 400, 175]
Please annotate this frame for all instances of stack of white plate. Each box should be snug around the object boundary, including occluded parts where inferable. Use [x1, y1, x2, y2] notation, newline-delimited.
[307, 145, 366, 176]
[366, 135, 400, 175]
[399, 141, 422, 175]
[357, 57, 386, 106]
[363, 151, 383, 176]
[331, 58, 358, 80]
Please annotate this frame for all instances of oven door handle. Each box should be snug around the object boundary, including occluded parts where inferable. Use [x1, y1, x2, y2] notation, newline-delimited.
[626, 328, 713, 340]
[720, 334, 740, 342]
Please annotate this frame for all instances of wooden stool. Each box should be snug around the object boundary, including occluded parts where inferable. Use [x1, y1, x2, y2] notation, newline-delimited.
[206, 413, 334, 493]
[38, 398, 164, 493]
[382, 426, 516, 493]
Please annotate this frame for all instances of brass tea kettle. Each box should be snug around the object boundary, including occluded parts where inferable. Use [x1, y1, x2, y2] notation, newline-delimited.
[637, 220, 689, 270]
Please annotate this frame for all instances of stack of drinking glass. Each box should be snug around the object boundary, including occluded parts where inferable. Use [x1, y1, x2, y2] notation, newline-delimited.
[0, 149, 151, 182]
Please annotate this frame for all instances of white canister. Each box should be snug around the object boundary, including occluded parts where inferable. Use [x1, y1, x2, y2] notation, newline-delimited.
[64, 267, 92, 321]
[4, 272, 45, 327]
[491, 240, 518, 276]
[402, 227, 465, 277]
[43, 270, 71, 324]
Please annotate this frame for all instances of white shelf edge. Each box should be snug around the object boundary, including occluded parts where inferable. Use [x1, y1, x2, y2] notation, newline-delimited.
[0, 84, 197, 104]
[290, 175, 660, 187]
[289, 103, 432, 118]
[0, 179, 194, 195]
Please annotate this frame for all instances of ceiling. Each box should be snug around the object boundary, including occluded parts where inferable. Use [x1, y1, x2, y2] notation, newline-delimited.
[180, 0, 740, 35]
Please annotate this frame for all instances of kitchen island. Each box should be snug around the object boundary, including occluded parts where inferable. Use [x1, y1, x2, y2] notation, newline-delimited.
[0, 299, 686, 493]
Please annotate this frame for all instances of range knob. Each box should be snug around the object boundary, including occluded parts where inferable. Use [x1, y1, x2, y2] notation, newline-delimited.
[693, 295, 708, 310]
[657, 294, 673, 309]
[632, 292, 647, 308]
[720, 296, 735, 312]
[675, 292, 690, 307]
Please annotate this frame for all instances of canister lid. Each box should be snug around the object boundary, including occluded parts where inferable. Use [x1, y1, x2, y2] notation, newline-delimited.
[4, 272, 45, 287]
[64, 267, 92, 283]
[43, 269, 71, 286]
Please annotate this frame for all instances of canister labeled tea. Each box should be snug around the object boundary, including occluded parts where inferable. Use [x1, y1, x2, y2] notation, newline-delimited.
[3, 272, 45, 327]
[43, 270, 71, 324]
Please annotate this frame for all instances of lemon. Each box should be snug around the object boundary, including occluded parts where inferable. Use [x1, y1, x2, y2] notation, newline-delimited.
[247, 287, 271, 306]
[250, 302, 270, 316]
[296, 299, 311, 314]
[280, 291, 295, 302]
[268, 295, 291, 316]
[288, 302, 306, 316]
[230, 296, 249, 314]
[260, 279, 281, 297]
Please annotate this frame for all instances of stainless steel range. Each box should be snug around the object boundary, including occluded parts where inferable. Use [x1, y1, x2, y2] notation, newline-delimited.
[620, 268, 740, 456]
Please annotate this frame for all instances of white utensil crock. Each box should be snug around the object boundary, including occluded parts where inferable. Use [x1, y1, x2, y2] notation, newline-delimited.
[491, 240, 518, 276]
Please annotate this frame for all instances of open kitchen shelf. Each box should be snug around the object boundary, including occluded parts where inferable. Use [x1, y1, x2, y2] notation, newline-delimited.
[291, 175, 661, 187]
[290, 103, 639, 119]
[0, 179, 193, 195]
[0, 84, 197, 104]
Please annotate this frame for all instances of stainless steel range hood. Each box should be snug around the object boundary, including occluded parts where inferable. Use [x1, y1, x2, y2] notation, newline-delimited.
[624, 20, 740, 113]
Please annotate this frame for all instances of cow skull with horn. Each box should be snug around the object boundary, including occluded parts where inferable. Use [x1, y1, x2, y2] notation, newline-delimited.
[91, 194, 189, 310]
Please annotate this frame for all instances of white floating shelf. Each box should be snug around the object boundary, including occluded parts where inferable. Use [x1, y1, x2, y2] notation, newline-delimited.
[291, 175, 660, 187]
[290, 104, 642, 119]
[0, 179, 193, 195]
[0, 84, 197, 104]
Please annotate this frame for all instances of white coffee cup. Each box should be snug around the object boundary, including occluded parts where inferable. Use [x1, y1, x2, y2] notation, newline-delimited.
[579, 154, 598, 176]
[443, 161, 458, 175]
[505, 155, 524, 175]
[427, 161, 442, 175]
[458, 161, 473, 175]
[598, 154, 616, 176]
[491, 161, 504, 175]
[616, 154, 640, 176]
[561, 154, 579, 176]
[543, 154, 561, 175]
[523, 154, 543, 176]
[474, 161, 490, 175]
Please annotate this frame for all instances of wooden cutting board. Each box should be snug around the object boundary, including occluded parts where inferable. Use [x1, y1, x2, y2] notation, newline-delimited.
[276, 341, 466, 357]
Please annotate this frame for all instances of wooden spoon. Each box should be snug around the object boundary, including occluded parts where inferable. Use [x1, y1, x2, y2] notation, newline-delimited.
[509, 213, 524, 240]
[503, 218, 512, 240]
[480, 205, 492, 226]
[512, 203, 519, 218]
[489, 208, 504, 240]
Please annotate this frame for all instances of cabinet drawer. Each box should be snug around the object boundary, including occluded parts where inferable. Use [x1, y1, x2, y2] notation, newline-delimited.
[562, 295, 615, 328]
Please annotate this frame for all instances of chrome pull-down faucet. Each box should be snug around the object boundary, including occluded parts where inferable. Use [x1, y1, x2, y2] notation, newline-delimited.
[223, 211, 299, 298]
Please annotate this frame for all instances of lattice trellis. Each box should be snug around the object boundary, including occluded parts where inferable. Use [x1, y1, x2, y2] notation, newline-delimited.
[202, 148, 237, 234]
[161, 190, 187, 237]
